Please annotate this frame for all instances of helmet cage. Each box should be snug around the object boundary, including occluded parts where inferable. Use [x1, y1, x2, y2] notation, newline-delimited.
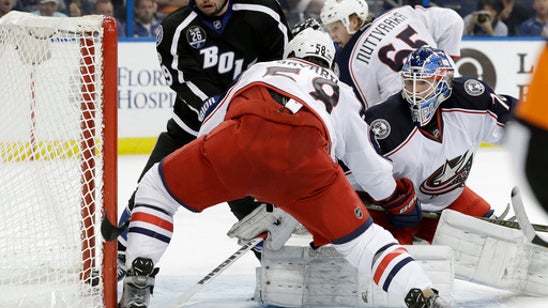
[401, 48, 454, 127]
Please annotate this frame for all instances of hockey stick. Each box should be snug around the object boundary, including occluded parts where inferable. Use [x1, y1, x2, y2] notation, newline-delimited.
[101, 211, 129, 242]
[510, 186, 548, 248]
[363, 202, 548, 233]
[170, 237, 263, 308]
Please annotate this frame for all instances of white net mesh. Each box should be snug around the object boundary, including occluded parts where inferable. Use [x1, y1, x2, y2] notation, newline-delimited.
[0, 12, 112, 308]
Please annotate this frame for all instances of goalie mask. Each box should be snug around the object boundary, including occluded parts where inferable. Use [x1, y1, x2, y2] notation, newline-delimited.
[320, 0, 369, 34]
[284, 28, 335, 69]
[401, 46, 454, 127]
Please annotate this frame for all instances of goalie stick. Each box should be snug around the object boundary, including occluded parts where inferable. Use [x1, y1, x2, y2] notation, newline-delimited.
[364, 202, 548, 233]
[510, 186, 548, 248]
[170, 237, 263, 308]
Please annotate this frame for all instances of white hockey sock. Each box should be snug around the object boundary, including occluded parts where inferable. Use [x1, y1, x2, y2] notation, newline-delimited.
[126, 163, 182, 268]
[126, 204, 174, 268]
[335, 223, 431, 300]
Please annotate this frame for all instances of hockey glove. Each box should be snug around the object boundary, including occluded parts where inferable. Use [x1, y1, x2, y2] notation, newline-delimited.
[380, 177, 422, 228]
[227, 203, 299, 251]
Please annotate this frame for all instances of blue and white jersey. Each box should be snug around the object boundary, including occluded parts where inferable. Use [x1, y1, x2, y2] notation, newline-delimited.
[337, 5, 463, 109]
[364, 77, 517, 211]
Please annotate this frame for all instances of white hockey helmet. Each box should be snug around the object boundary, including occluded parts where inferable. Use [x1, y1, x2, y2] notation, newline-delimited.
[284, 28, 335, 69]
[401, 46, 455, 127]
[320, 0, 369, 34]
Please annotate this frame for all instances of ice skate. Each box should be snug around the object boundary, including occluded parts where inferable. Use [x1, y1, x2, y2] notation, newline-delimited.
[405, 288, 452, 308]
[119, 257, 159, 308]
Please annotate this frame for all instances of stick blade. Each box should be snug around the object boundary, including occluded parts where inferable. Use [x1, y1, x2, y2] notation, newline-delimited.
[101, 211, 128, 241]
[511, 186, 548, 248]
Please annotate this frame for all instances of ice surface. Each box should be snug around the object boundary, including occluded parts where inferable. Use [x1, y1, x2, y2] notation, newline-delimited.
[117, 148, 548, 307]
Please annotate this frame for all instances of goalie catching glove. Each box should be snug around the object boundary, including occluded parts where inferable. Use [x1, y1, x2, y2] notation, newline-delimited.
[227, 203, 300, 251]
[379, 177, 422, 228]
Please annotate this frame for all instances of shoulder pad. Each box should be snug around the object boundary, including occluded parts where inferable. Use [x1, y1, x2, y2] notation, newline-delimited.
[364, 94, 415, 155]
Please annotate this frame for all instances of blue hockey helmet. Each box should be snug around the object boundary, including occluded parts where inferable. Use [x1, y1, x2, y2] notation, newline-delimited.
[401, 46, 455, 127]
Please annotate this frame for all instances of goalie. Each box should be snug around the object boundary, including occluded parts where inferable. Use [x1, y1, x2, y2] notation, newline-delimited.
[362, 46, 548, 296]
[362, 46, 518, 244]
[118, 29, 451, 308]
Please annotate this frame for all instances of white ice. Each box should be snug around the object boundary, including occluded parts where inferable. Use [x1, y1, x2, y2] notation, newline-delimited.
[117, 147, 548, 307]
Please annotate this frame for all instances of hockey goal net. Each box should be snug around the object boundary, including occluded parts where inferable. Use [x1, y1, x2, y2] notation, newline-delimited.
[0, 12, 117, 308]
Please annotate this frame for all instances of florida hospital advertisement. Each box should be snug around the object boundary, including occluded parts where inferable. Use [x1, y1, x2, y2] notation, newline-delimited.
[117, 39, 546, 154]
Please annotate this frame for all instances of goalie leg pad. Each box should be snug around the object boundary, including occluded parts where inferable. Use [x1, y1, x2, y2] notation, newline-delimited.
[255, 245, 454, 307]
[432, 209, 548, 295]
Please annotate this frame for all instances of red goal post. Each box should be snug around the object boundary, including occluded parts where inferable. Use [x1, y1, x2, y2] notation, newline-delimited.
[0, 12, 117, 308]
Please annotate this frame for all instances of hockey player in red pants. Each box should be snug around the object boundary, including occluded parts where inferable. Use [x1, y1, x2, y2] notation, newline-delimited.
[118, 29, 451, 308]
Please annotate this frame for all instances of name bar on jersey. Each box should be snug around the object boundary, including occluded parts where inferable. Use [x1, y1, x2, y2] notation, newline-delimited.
[356, 12, 409, 65]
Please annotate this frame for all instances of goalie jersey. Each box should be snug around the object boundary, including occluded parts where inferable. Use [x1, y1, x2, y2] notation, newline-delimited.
[200, 58, 397, 200]
[364, 77, 518, 211]
[156, 0, 290, 136]
[337, 5, 463, 108]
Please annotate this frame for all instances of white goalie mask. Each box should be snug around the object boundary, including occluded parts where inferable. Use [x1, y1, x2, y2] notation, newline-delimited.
[401, 46, 455, 127]
[284, 28, 336, 69]
[320, 0, 369, 34]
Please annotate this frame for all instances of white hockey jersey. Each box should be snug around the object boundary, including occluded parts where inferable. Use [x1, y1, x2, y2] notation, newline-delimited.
[200, 58, 396, 200]
[337, 5, 464, 108]
[364, 77, 518, 211]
